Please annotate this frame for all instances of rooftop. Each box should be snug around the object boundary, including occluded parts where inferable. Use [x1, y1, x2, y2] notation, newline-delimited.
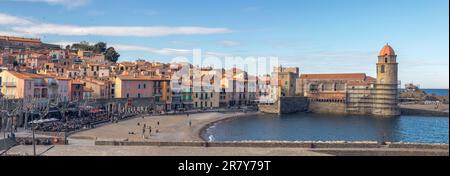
[300, 73, 369, 80]
[117, 75, 169, 81]
[379, 43, 396, 56]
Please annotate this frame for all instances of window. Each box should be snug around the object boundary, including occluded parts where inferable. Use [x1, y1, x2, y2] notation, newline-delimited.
[385, 58, 388, 63]
[143, 84, 146, 89]
[138, 94, 141, 98]
[210, 102, 212, 107]
[126, 93, 129, 98]
[381, 65, 385, 73]
[138, 84, 141, 89]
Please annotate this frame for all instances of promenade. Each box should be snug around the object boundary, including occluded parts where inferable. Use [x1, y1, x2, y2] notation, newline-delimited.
[4, 112, 449, 156]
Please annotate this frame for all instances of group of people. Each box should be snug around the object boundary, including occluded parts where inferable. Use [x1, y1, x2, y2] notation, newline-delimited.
[35, 115, 110, 132]
[136, 121, 160, 139]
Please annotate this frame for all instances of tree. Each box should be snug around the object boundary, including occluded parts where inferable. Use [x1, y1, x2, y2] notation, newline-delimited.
[71, 41, 93, 51]
[105, 47, 120, 63]
[93, 42, 107, 54]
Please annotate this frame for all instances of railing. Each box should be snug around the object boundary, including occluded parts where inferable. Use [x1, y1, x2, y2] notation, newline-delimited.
[0, 82, 16, 87]
[34, 83, 47, 87]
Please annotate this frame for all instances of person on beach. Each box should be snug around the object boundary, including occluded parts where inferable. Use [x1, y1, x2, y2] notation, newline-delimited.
[142, 127, 146, 139]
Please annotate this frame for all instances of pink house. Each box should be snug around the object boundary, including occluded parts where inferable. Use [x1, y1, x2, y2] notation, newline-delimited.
[0, 70, 50, 108]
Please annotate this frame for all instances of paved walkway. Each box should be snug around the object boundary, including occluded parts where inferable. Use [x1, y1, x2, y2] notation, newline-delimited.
[6, 145, 330, 156]
[7, 144, 448, 156]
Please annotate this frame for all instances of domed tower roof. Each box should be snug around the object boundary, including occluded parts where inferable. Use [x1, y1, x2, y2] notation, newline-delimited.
[379, 43, 396, 56]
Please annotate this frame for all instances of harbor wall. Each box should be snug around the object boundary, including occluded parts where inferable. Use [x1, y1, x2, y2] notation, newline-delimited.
[258, 97, 309, 114]
[400, 108, 449, 117]
[308, 101, 347, 114]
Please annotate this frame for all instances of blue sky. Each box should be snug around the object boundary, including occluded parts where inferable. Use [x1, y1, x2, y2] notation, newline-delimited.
[0, 0, 448, 88]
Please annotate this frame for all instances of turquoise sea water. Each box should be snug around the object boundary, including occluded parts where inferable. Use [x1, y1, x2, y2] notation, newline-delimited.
[203, 114, 449, 144]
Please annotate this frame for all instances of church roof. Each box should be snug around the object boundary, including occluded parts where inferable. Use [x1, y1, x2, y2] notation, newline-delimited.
[299, 73, 368, 80]
[379, 44, 396, 56]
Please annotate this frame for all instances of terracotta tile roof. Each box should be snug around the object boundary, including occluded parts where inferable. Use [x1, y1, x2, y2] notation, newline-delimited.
[366, 76, 376, 82]
[6, 71, 47, 80]
[117, 75, 169, 81]
[55, 76, 71, 80]
[379, 44, 396, 56]
[119, 62, 135, 67]
[300, 73, 368, 80]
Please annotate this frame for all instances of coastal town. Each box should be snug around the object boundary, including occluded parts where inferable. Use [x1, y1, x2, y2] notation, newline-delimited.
[0, 35, 447, 156]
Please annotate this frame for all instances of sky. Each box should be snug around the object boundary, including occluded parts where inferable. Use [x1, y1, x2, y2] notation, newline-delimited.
[0, 0, 448, 88]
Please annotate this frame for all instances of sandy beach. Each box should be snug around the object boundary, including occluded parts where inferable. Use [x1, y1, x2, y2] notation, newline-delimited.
[69, 112, 252, 142]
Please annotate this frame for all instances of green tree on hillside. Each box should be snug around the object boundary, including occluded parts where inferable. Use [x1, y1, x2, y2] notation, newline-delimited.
[93, 42, 107, 54]
[105, 47, 120, 63]
[67, 42, 120, 62]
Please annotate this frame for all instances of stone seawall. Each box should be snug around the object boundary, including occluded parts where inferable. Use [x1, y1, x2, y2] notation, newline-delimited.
[259, 97, 309, 114]
[308, 101, 347, 114]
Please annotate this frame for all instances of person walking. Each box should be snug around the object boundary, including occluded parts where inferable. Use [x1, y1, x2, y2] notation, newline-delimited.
[189, 120, 192, 128]
[149, 126, 152, 136]
[142, 126, 146, 139]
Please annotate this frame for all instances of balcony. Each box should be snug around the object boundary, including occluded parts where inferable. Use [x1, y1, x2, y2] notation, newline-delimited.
[1, 82, 16, 87]
[34, 82, 47, 87]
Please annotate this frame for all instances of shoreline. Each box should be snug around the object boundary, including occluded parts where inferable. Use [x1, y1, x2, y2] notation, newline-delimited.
[197, 111, 261, 142]
[197, 111, 449, 145]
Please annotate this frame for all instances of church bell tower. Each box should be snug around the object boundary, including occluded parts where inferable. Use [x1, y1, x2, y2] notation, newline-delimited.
[373, 44, 400, 116]
[377, 43, 398, 85]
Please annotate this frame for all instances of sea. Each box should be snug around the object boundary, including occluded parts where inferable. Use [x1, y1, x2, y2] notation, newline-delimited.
[203, 113, 449, 144]
[422, 89, 449, 96]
